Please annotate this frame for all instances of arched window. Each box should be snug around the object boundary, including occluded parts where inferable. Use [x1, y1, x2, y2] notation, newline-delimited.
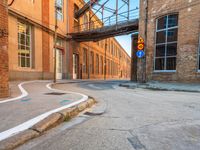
[154, 14, 178, 71]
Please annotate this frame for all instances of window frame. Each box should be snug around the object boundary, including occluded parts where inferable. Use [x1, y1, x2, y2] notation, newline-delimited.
[198, 33, 200, 72]
[17, 21, 32, 68]
[154, 13, 179, 72]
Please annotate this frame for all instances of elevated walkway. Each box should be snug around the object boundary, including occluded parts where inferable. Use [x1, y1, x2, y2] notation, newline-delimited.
[69, 19, 138, 42]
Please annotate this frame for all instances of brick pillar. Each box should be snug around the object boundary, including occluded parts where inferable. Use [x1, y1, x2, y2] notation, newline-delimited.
[131, 34, 138, 82]
[0, 0, 9, 98]
[42, 0, 50, 79]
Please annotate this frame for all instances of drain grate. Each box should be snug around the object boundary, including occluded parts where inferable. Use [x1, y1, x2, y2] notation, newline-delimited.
[44, 92, 66, 95]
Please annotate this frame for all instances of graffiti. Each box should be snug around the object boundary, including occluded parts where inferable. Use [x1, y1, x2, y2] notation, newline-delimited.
[0, 29, 8, 38]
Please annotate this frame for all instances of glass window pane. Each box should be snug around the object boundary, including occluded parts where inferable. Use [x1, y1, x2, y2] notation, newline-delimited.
[166, 57, 176, 70]
[156, 31, 166, 43]
[21, 57, 26, 67]
[155, 58, 165, 70]
[26, 36, 30, 46]
[157, 16, 167, 30]
[168, 14, 178, 28]
[20, 34, 25, 45]
[26, 58, 30, 67]
[156, 45, 165, 57]
[199, 55, 200, 70]
[167, 43, 177, 56]
[167, 28, 178, 42]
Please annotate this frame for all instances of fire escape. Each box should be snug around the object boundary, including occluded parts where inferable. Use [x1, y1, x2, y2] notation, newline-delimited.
[69, 0, 139, 42]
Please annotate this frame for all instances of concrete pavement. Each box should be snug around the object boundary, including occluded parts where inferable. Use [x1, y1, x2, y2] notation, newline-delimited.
[17, 80, 200, 150]
[120, 81, 200, 92]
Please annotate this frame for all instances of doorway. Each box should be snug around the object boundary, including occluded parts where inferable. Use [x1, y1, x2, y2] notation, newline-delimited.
[56, 49, 63, 79]
[73, 53, 79, 79]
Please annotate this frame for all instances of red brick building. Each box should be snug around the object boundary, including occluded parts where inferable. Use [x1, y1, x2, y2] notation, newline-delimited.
[0, 0, 131, 97]
[0, 0, 9, 97]
[137, 0, 200, 82]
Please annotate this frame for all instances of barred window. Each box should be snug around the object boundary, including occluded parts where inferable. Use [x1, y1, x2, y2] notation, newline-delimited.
[18, 21, 32, 68]
[155, 14, 178, 71]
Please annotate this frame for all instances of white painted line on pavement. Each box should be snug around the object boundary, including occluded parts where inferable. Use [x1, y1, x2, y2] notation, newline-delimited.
[0, 80, 50, 104]
[0, 82, 88, 141]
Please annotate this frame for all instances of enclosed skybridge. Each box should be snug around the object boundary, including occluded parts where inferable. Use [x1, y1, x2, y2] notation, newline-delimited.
[69, 0, 139, 42]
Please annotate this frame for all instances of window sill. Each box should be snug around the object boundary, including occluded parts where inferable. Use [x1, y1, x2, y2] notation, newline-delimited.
[153, 70, 176, 73]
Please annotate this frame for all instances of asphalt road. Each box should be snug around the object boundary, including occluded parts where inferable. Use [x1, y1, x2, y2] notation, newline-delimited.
[18, 80, 200, 150]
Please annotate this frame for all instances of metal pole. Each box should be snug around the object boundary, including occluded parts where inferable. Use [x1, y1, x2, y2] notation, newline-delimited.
[88, 0, 92, 79]
[104, 39, 107, 80]
[143, 0, 148, 83]
[127, 0, 130, 20]
[53, 2, 58, 83]
[116, 0, 118, 25]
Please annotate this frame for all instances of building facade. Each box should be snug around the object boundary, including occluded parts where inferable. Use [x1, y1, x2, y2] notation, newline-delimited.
[138, 0, 200, 82]
[0, 0, 9, 97]
[5, 0, 130, 82]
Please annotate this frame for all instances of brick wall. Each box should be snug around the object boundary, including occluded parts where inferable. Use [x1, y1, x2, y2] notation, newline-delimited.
[139, 0, 200, 83]
[42, 0, 50, 74]
[0, 0, 9, 97]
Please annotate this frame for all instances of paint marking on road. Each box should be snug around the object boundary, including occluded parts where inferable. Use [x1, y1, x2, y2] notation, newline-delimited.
[0, 82, 88, 141]
[0, 80, 49, 104]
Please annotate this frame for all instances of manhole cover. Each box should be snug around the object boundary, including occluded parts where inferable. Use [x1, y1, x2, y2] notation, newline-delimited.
[44, 92, 66, 95]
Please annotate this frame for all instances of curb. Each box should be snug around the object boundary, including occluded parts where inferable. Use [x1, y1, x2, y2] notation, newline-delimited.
[119, 84, 200, 93]
[0, 98, 96, 150]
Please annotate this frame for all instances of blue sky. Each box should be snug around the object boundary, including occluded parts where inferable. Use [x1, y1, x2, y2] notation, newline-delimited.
[91, 0, 140, 56]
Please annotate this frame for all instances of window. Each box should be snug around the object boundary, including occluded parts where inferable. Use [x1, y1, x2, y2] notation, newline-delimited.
[56, 0, 63, 21]
[83, 48, 87, 73]
[83, 14, 88, 31]
[74, 4, 80, 32]
[90, 51, 94, 74]
[155, 14, 178, 71]
[199, 34, 200, 70]
[18, 21, 32, 68]
[100, 56, 103, 75]
[96, 54, 99, 74]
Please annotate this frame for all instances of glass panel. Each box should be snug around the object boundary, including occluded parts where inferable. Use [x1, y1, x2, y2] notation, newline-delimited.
[168, 14, 178, 28]
[199, 55, 200, 70]
[166, 57, 176, 70]
[167, 28, 178, 42]
[26, 58, 30, 67]
[157, 16, 167, 30]
[21, 57, 26, 67]
[156, 45, 165, 57]
[20, 34, 25, 45]
[167, 43, 177, 56]
[156, 31, 166, 43]
[26, 36, 30, 46]
[155, 58, 165, 70]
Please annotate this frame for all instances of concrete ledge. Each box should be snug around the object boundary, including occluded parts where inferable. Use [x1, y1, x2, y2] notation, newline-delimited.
[0, 129, 39, 150]
[0, 98, 96, 150]
[31, 113, 64, 133]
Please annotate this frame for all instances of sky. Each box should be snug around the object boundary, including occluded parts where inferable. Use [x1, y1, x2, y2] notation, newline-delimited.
[91, 0, 140, 56]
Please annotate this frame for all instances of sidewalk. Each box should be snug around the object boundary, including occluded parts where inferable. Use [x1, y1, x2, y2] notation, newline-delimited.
[0, 81, 84, 139]
[119, 81, 200, 92]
